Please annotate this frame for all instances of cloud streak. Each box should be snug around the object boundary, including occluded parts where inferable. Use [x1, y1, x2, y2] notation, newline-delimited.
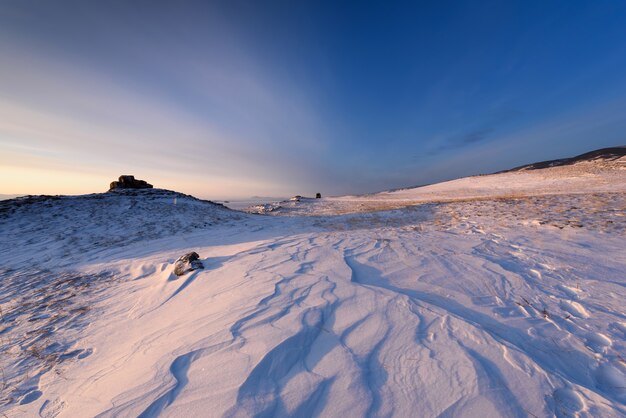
[1, 2, 625, 198]
[0, 20, 332, 198]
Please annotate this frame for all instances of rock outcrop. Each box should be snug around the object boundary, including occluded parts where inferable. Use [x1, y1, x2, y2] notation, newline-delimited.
[174, 252, 204, 276]
[502, 146, 626, 172]
[109, 175, 153, 190]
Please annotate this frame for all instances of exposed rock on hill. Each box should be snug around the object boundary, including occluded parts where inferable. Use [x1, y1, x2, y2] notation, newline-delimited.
[503, 146, 626, 172]
[109, 175, 153, 190]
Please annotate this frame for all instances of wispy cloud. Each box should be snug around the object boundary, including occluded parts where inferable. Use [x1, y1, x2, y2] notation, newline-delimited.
[2, 2, 625, 197]
[0, 30, 330, 198]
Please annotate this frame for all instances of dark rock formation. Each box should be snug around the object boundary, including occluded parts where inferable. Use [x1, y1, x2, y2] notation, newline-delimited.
[502, 146, 626, 172]
[109, 175, 153, 190]
[174, 252, 204, 276]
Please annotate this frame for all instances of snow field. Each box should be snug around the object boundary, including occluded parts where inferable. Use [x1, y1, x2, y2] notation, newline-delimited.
[1, 161, 625, 417]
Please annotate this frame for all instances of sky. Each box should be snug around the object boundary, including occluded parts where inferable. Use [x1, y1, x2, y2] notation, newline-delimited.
[1, 1, 626, 199]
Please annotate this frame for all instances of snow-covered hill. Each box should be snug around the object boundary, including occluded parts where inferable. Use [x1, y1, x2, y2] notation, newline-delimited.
[503, 146, 626, 171]
[249, 151, 626, 216]
[0, 189, 244, 269]
[1, 158, 625, 417]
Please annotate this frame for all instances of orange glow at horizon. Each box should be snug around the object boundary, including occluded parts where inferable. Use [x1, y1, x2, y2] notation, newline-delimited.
[0, 166, 291, 200]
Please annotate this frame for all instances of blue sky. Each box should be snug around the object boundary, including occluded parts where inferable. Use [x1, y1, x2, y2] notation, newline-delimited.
[1, 1, 625, 198]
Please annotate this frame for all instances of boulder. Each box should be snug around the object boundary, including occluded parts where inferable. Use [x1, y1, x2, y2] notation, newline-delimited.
[109, 175, 153, 190]
[174, 252, 204, 276]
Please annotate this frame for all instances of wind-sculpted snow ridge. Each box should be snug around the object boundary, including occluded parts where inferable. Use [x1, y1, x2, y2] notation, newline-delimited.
[2, 166, 626, 417]
[0, 189, 245, 415]
[0, 268, 116, 414]
[3, 188, 624, 417]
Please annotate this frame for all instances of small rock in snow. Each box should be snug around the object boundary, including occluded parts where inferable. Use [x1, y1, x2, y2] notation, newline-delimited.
[174, 252, 204, 276]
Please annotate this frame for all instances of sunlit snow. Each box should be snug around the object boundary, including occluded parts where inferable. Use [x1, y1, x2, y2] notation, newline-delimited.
[1, 157, 625, 417]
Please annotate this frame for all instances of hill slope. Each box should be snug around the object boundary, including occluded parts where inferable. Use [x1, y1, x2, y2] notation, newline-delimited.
[1, 158, 625, 417]
[503, 146, 626, 172]
[249, 147, 626, 215]
[0, 189, 244, 269]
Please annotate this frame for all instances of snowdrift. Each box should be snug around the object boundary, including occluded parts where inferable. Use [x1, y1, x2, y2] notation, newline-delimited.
[1, 156, 625, 417]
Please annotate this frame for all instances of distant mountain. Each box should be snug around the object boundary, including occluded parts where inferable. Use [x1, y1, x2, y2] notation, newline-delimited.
[502, 146, 626, 172]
